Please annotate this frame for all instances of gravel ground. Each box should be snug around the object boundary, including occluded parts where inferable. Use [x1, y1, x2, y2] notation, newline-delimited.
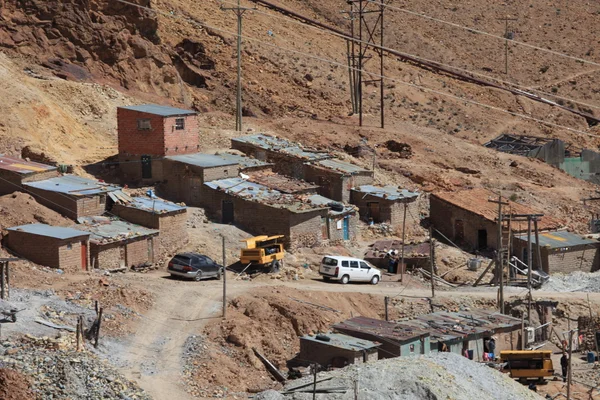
[255, 353, 543, 400]
[541, 271, 600, 292]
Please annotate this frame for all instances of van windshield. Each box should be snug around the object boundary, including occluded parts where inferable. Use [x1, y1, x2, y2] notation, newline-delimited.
[322, 257, 338, 266]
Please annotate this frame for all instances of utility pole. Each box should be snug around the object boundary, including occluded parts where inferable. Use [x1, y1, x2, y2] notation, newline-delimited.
[527, 217, 533, 325]
[429, 225, 435, 298]
[488, 195, 508, 313]
[222, 235, 227, 318]
[384, 296, 389, 321]
[497, 16, 517, 75]
[221, 0, 254, 131]
[399, 201, 407, 283]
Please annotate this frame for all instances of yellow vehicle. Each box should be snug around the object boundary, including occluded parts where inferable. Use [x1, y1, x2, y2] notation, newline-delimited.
[240, 235, 285, 272]
[500, 350, 554, 382]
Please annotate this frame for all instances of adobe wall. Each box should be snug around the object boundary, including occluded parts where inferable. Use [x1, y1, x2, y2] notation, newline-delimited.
[126, 237, 155, 267]
[26, 187, 79, 219]
[0, 169, 59, 196]
[117, 154, 165, 183]
[7, 231, 87, 271]
[91, 242, 124, 269]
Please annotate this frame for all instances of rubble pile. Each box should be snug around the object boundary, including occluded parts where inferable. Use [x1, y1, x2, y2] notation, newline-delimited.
[0, 339, 150, 400]
[543, 271, 600, 292]
[256, 353, 541, 400]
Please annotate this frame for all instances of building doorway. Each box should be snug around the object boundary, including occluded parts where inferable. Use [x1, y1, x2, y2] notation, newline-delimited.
[367, 202, 380, 222]
[141, 155, 152, 179]
[343, 216, 350, 240]
[477, 229, 488, 250]
[81, 241, 88, 271]
[222, 200, 234, 224]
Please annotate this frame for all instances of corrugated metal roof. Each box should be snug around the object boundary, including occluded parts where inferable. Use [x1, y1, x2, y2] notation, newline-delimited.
[165, 153, 238, 168]
[514, 230, 599, 249]
[7, 223, 90, 240]
[75, 216, 158, 243]
[306, 194, 356, 216]
[353, 185, 419, 201]
[300, 332, 381, 351]
[431, 188, 563, 232]
[484, 134, 555, 156]
[232, 134, 329, 161]
[314, 159, 370, 174]
[23, 175, 121, 196]
[120, 196, 186, 214]
[333, 316, 430, 343]
[119, 104, 197, 117]
[217, 153, 272, 170]
[0, 155, 57, 175]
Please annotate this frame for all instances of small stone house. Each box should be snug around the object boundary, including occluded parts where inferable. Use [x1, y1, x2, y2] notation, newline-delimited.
[306, 194, 359, 242]
[303, 159, 374, 202]
[203, 177, 332, 250]
[298, 333, 380, 368]
[333, 317, 431, 359]
[76, 216, 158, 269]
[162, 153, 239, 206]
[117, 104, 199, 182]
[350, 185, 419, 229]
[231, 134, 329, 179]
[429, 188, 562, 251]
[513, 231, 600, 274]
[0, 155, 59, 195]
[5, 224, 90, 272]
[23, 175, 121, 220]
[109, 193, 188, 254]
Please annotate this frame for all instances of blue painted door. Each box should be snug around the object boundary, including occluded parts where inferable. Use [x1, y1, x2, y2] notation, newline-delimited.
[343, 217, 350, 240]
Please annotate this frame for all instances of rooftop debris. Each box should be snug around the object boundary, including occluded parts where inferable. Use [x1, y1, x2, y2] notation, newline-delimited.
[110, 191, 186, 214]
[75, 216, 158, 244]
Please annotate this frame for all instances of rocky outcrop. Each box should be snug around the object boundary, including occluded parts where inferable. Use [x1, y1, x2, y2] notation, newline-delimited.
[0, 0, 202, 101]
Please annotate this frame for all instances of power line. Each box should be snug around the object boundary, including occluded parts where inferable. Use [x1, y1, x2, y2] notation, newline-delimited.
[364, 0, 600, 69]
[115, 0, 600, 138]
[219, 0, 600, 112]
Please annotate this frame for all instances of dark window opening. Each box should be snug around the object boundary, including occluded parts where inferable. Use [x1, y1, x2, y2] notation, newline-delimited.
[175, 118, 185, 130]
[477, 229, 487, 250]
[137, 119, 152, 130]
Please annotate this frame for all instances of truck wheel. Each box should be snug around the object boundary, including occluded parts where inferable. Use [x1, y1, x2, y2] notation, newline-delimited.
[341, 275, 350, 284]
[371, 275, 380, 285]
[271, 261, 281, 273]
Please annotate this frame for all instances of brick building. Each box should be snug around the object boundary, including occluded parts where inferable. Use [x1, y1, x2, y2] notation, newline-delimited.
[76, 216, 158, 269]
[0, 155, 58, 195]
[303, 159, 373, 202]
[231, 134, 329, 178]
[6, 224, 90, 272]
[513, 231, 600, 274]
[161, 153, 239, 206]
[23, 175, 121, 220]
[350, 185, 419, 230]
[297, 333, 380, 368]
[305, 194, 360, 242]
[429, 188, 563, 251]
[203, 177, 330, 249]
[110, 194, 188, 254]
[117, 104, 199, 182]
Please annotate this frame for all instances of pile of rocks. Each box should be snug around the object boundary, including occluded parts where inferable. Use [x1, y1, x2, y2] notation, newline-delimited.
[543, 271, 600, 292]
[0, 339, 150, 399]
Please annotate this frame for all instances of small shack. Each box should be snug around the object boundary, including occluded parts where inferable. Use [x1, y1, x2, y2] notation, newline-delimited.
[203, 177, 331, 249]
[0, 155, 58, 195]
[350, 185, 419, 230]
[512, 231, 600, 274]
[76, 216, 158, 270]
[298, 332, 380, 368]
[333, 316, 430, 359]
[109, 192, 188, 253]
[6, 224, 90, 272]
[162, 153, 239, 206]
[231, 134, 329, 178]
[23, 175, 121, 220]
[306, 194, 359, 242]
[364, 240, 431, 271]
[429, 188, 562, 251]
[303, 159, 373, 202]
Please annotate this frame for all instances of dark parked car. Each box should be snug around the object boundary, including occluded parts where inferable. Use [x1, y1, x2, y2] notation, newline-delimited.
[167, 252, 223, 281]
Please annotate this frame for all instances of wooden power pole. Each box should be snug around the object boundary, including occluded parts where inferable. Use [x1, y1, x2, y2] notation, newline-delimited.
[488, 195, 508, 313]
[222, 235, 227, 319]
[498, 16, 517, 75]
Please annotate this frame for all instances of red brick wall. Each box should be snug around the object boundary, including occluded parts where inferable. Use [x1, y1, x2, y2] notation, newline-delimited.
[7, 231, 88, 271]
[117, 108, 199, 157]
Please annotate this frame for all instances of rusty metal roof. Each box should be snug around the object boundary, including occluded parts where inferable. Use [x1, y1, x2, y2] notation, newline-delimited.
[431, 188, 563, 232]
[333, 316, 430, 344]
[364, 240, 431, 260]
[248, 172, 319, 194]
[0, 155, 56, 175]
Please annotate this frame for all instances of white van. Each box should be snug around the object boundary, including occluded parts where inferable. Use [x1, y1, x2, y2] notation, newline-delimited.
[319, 256, 381, 284]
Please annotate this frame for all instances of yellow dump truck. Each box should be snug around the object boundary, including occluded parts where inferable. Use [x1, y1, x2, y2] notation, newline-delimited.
[500, 350, 554, 383]
[240, 235, 285, 272]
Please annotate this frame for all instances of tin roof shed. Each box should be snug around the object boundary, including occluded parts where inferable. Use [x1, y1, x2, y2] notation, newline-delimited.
[23, 175, 121, 196]
[514, 230, 599, 249]
[7, 224, 90, 240]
